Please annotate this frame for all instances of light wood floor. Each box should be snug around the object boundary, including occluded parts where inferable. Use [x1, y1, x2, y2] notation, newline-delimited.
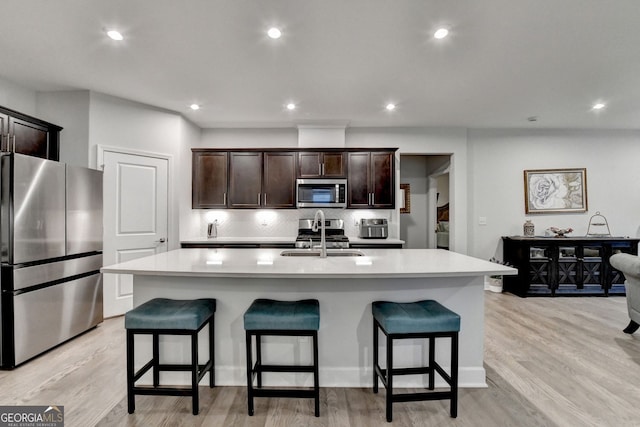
[1, 292, 639, 426]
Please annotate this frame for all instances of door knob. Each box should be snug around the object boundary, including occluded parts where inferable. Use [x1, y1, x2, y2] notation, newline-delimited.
[155, 237, 166, 243]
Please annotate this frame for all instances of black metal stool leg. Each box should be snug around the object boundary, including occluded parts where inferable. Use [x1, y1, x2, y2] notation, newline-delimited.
[451, 332, 459, 418]
[386, 334, 393, 423]
[246, 331, 254, 416]
[373, 320, 379, 393]
[313, 331, 320, 417]
[428, 335, 435, 390]
[209, 317, 215, 387]
[127, 330, 135, 414]
[191, 331, 199, 415]
[152, 332, 160, 387]
[255, 333, 263, 388]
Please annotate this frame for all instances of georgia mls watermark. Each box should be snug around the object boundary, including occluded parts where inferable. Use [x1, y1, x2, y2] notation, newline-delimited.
[0, 406, 64, 427]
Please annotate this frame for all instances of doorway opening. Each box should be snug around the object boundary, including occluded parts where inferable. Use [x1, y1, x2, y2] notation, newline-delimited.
[399, 155, 451, 249]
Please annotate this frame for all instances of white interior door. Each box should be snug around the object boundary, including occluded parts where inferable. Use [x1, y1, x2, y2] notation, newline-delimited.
[102, 150, 169, 317]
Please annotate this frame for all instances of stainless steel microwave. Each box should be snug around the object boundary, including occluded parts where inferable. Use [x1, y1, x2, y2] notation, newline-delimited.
[296, 179, 347, 208]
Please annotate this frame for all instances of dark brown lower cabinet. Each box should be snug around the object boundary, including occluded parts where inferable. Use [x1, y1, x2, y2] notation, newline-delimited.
[502, 236, 640, 297]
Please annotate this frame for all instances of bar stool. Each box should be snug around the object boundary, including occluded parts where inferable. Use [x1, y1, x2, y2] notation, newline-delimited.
[372, 299, 460, 422]
[125, 298, 216, 415]
[243, 298, 320, 417]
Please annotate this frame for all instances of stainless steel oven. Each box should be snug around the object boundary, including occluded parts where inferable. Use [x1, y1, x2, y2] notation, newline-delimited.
[296, 179, 347, 208]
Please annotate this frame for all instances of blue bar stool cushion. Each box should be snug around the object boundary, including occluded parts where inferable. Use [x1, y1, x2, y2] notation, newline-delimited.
[372, 299, 460, 334]
[244, 298, 319, 331]
[125, 298, 216, 331]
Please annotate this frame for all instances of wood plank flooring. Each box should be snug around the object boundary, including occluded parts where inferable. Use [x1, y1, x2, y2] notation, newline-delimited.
[1, 292, 639, 426]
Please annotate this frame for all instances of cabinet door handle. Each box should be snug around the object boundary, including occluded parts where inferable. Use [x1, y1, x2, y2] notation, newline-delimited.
[264, 193, 267, 205]
[371, 193, 375, 205]
[318, 163, 322, 175]
[223, 192, 227, 205]
[321, 163, 325, 175]
[257, 193, 261, 205]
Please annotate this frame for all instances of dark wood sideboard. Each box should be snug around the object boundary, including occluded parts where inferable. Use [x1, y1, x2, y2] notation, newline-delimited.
[502, 236, 640, 297]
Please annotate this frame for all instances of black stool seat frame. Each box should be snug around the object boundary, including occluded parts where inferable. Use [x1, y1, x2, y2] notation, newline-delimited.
[373, 318, 458, 422]
[245, 329, 320, 417]
[126, 314, 215, 415]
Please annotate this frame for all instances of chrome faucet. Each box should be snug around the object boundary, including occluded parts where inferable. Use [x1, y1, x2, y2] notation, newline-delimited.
[312, 209, 327, 258]
[207, 219, 218, 238]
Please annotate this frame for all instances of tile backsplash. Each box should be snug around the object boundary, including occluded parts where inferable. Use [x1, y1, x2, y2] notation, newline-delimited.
[183, 209, 397, 240]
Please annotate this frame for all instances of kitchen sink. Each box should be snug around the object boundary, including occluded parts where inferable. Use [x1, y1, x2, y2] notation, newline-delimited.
[280, 249, 365, 257]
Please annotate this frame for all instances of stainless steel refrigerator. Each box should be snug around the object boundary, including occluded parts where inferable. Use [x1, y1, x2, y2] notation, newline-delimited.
[0, 153, 103, 369]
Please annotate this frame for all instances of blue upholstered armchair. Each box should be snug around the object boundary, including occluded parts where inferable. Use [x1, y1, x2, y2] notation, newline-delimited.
[609, 253, 640, 334]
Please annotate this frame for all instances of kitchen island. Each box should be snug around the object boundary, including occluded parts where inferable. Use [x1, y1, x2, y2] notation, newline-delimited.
[101, 248, 515, 388]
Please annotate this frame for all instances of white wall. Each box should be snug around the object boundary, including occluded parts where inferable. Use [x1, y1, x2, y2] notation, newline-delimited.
[468, 128, 640, 262]
[0, 76, 36, 115]
[88, 92, 194, 250]
[36, 90, 90, 167]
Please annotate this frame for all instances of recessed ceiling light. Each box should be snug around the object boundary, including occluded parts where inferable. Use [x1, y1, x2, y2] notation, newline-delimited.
[106, 30, 124, 41]
[267, 27, 282, 39]
[190, 104, 200, 111]
[592, 103, 606, 110]
[385, 103, 396, 111]
[434, 28, 449, 39]
[286, 103, 296, 110]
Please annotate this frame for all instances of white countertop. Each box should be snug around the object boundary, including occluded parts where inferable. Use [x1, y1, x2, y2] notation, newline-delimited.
[180, 236, 405, 245]
[101, 248, 516, 279]
[181, 237, 296, 244]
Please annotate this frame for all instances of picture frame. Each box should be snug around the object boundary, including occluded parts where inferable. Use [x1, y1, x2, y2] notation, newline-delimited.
[524, 168, 587, 214]
[400, 183, 411, 214]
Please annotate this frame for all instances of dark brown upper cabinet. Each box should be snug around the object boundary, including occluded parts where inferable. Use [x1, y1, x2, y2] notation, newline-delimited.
[228, 151, 297, 209]
[229, 152, 263, 208]
[0, 106, 61, 161]
[192, 151, 228, 208]
[263, 152, 297, 208]
[298, 151, 346, 178]
[347, 151, 395, 209]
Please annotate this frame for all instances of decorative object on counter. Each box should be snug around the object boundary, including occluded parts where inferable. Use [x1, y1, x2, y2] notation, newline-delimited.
[400, 183, 411, 213]
[207, 219, 218, 238]
[523, 219, 535, 237]
[549, 226, 573, 237]
[524, 168, 588, 214]
[586, 211, 611, 236]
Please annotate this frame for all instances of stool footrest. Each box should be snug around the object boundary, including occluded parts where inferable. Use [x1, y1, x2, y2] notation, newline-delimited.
[132, 386, 196, 396]
[252, 388, 317, 399]
[158, 362, 212, 373]
[255, 363, 315, 373]
[393, 391, 453, 403]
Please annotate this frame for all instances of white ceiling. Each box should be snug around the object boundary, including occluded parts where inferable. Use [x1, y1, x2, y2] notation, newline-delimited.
[1, 0, 639, 129]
